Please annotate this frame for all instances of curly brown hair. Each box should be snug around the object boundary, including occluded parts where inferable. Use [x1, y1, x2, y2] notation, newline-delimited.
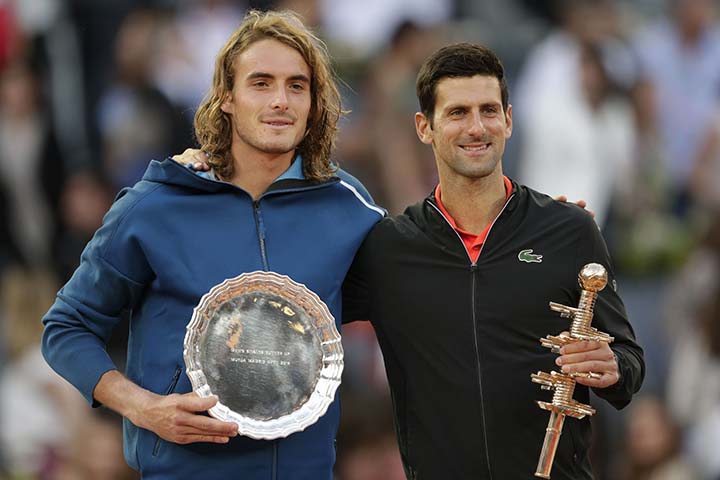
[194, 10, 342, 181]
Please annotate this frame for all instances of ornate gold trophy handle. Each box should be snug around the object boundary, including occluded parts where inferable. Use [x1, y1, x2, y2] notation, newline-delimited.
[532, 263, 612, 478]
[535, 411, 564, 479]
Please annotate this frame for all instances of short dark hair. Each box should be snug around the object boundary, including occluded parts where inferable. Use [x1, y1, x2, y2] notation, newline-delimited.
[416, 43, 509, 124]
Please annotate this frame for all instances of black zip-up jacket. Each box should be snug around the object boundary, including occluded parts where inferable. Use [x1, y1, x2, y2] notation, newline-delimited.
[343, 180, 644, 480]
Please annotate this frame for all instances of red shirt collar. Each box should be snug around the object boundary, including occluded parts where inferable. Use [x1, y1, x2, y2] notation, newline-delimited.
[434, 176, 513, 260]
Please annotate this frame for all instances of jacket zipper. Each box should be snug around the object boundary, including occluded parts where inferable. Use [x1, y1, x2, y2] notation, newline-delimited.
[469, 266, 492, 479]
[255, 192, 293, 479]
[250, 180, 346, 272]
[252, 200, 269, 271]
[152, 366, 183, 456]
[178, 161, 343, 273]
[427, 194, 514, 479]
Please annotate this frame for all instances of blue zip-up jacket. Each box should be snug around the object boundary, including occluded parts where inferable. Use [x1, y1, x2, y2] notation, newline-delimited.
[41, 157, 384, 480]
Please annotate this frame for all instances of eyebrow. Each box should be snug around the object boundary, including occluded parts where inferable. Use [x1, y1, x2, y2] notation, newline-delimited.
[246, 72, 310, 84]
[444, 104, 468, 111]
[443, 101, 501, 112]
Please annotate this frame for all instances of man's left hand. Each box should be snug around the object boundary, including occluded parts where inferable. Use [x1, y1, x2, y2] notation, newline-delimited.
[555, 339, 619, 388]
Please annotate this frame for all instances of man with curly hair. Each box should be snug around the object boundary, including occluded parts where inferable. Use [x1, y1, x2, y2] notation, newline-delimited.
[41, 10, 383, 480]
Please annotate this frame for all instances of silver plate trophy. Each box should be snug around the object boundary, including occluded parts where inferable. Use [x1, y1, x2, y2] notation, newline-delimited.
[183, 271, 343, 440]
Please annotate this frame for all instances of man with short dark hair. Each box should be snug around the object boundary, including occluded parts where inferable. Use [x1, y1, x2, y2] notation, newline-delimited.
[342, 43, 644, 479]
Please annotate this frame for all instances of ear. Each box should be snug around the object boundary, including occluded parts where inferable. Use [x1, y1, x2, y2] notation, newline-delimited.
[220, 93, 233, 115]
[415, 112, 433, 145]
[504, 104, 513, 139]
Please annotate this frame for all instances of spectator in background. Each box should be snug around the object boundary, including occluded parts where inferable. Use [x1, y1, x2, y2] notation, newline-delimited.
[664, 215, 720, 479]
[96, 9, 187, 190]
[54, 169, 114, 282]
[0, 1, 21, 70]
[151, 0, 247, 118]
[0, 268, 80, 478]
[664, 215, 720, 348]
[337, 21, 443, 213]
[633, 0, 720, 216]
[690, 109, 720, 212]
[0, 185, 22, 274]
[11, 0, 90, 171]
[53, 410, 138, 480]
[619, 395, 699, 480]
[686, 402, 720, 479]
[317, 0, 451, 58]
[0, 56, 66, 273]
[665, 216, 720, 423]
[515, 0, 636, 228]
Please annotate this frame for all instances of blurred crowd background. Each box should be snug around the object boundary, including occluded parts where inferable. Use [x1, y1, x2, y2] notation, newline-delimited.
[1, 0, 719, 479]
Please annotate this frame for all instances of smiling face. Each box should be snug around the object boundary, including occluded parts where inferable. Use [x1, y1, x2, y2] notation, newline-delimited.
[221, 38, 312, 161]
[415, 75, 512, 183]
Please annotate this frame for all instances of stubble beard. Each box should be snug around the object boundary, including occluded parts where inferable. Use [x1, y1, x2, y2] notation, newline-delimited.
[237, 127, 302, 156]
[447, 149, 501, 181]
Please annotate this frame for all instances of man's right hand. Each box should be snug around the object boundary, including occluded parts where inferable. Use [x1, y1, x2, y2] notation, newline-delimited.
[133, 391, 239, 444]
[94, 370, 238, 445]
[172, 148, 211, 171]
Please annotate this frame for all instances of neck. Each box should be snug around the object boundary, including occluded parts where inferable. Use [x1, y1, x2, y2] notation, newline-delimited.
[226, 144, 296, 199]
[438, 169, 507, 235]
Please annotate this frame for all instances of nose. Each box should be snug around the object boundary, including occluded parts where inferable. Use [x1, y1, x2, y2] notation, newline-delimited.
[271, 86, 289, 111]
[467, 111, 486, 136]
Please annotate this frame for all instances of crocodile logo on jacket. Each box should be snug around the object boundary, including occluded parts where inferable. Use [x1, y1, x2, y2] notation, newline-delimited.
[518, 249, 543, 263]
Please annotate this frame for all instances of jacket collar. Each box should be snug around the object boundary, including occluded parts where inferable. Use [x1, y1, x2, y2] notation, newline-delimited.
[406, 178, 526, 259]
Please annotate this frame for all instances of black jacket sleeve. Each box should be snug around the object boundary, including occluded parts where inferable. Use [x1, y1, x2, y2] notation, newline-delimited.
[341, 232, 373, 324]
[576, 217, 645, 409]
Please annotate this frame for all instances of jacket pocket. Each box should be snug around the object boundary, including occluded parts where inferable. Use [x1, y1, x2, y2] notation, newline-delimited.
[152, 366, 183, 457]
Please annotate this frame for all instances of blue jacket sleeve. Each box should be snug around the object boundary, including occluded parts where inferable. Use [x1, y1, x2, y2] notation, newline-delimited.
[335, 168, 386, 215]
[335, 168, 384, 324]
[41, 188, 155, 406]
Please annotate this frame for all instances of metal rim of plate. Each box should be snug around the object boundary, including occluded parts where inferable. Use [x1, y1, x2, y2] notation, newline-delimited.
[183, 271, 343, 440]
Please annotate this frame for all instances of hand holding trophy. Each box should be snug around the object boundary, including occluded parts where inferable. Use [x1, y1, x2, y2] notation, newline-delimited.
[531, 263, 615, 479]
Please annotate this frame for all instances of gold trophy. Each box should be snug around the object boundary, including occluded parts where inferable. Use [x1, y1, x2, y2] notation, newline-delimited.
[530, 263, 614, 479]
